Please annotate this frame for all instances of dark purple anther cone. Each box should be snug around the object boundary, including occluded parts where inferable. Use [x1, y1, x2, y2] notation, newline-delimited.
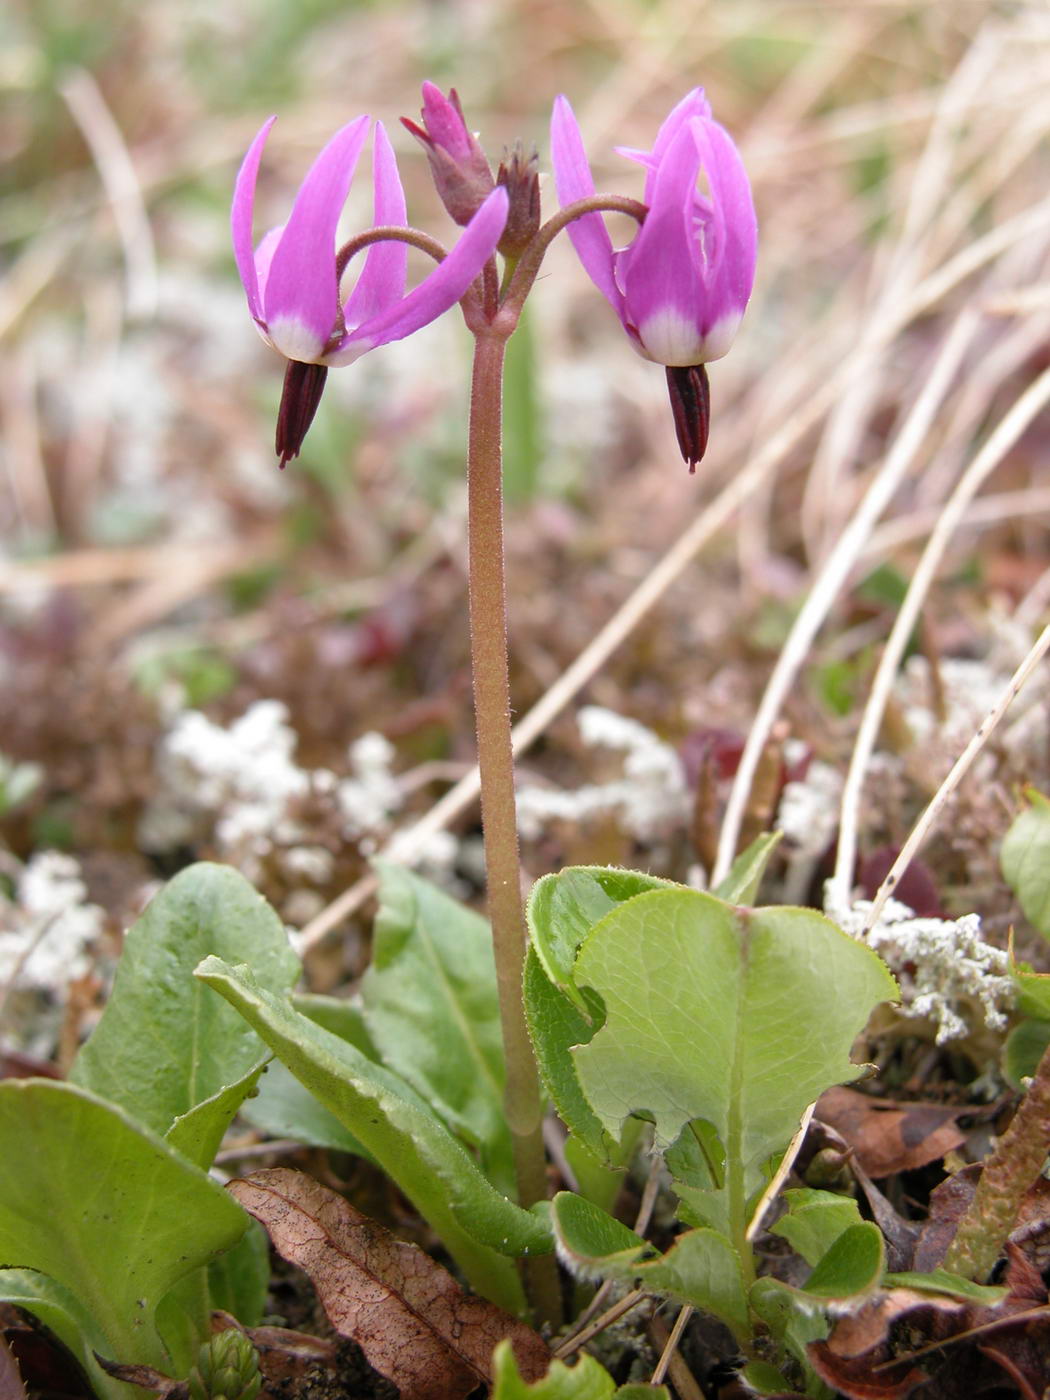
[275, 361, 328, 468]
[665, 363, 710, 472]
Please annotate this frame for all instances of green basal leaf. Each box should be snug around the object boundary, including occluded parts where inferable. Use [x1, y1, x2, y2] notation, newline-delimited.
[292, 991, 379, 1054]
[770, 1189, 865, 1268]
[802, 1223, 884, 1299]
[1002, 1017, 1050, 1089]
[570, 890, 896, 1237]
[712, 832, 783, 906]
[564, 1126, 644, 1214]
[362, 864, 512, 1189]
[883, 1269, 1007, 1304]
[524, 946, 609, 1159]
[242, 994, 379, 1158]
[0, 1081, 247, 1381]
[549, 1195, 750, 1343]
[0, 1270, 121, 1400]
[739, 1360, 795, 1395]
[549, 1192, 651, 1277]
[206, 1221, 271, 1327]
[1001, 788, 1050, 938]
[71, 863, 300, 1138]
[165, 1061, 267, 1170]
[490, 1340, 616, 1399]
[195, 958, 550, 1314]
[1011, 961, 1050, 1020]
[614, 1388, 671, 1399]
[527, 867, 674, 1003]
[749, 1278, 830, 1388]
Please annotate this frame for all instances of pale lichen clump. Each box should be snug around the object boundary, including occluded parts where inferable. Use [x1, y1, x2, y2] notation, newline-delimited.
[139, 699, 403, 891]
[515, 705, 688, 842]
[0, 852, 104, 990]
[826, 890, 1015, 1046]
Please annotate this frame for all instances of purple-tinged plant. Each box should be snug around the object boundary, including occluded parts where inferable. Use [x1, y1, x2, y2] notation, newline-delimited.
[232, 114, 508, 465]
[401, 82, 496, 227]
[550, 90, 757, 468]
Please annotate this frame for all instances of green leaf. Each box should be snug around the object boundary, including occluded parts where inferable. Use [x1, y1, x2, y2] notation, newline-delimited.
[524, 946, 609, 1158]
[165, 1061, 267, 1170]
[739, 1361, 795, 1395]
[614, 1389, 671, 1399]
[206, 1221, 271, 1326]
[242, 995, 377, 1158]
[1012, 962, 1050, 1019]
[1001, 788, 1050, 938]
[1002, 1018, 1050, 1089]
[0, 1081, 247, 1378]
[362, 864, 511, 1186]
[71, 863, 300, 1137]
[549, 1192, 650, 1277]
[527, 868, 673, 1003]
[770, 1189, 865, 1268]
[803, 1223, 884, 1299]
[749, 1277, 830, 1383]
[883, 1269, 1007, 1304]
[0, 1270, 122, 1400]
[549, 1195, 749, 1343]
[712, 832, 783, 905]
[490, 1339, 616, 1399]
[570, 891, 896, 1234]
[195, 958, 550, 1314]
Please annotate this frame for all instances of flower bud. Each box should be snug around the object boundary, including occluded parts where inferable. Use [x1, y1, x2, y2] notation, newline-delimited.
[187, 1330, 261, 1400]
[402, 83, 495, 226]
[496, 144, 541, 259]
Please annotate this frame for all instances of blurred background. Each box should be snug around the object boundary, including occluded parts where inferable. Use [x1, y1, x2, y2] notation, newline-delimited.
[2, 0, 1049, 1036]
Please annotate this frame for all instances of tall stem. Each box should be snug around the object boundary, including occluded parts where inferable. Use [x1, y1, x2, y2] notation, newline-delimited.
[467, 329, 560, 1323]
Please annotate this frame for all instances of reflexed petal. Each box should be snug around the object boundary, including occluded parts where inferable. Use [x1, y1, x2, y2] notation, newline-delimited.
[550, 96, 623, 317]
[343, 121, 408, 329]
[693, 118, 757, 326]
[622, 122, 707, 365]
[327, 187, 508, 365]
[263, 115, 370, 361]
[231, 116, 276, 321]
[617, 89, 711, 203]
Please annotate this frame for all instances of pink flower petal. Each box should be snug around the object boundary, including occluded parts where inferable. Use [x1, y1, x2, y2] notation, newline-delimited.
[550, 96, 624, 317]
[263, 115, 369, 361]
[622, 121, 707, 364]
[327, 187, 508, 365]
[231, 116, 276, 321]
[343, 121, 408, 330]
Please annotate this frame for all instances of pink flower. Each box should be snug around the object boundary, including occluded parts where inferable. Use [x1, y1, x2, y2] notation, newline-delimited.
[232, 115, 508, 464]
[550, 90, 756, 369]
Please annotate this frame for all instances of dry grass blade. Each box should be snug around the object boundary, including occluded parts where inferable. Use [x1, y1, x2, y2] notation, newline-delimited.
[866, 623, 1050, 929]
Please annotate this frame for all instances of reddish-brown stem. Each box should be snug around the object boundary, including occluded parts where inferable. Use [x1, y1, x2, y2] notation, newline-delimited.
[467, 328, 560, 1324]
[501, 193, 647, 316]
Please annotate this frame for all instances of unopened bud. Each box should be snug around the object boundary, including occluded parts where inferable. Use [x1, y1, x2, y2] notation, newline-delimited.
[496, 145, 541, 259]
[402, 83, 495, 227]
[665, 363, 710, 472]
[187, 1330, 261, 1400]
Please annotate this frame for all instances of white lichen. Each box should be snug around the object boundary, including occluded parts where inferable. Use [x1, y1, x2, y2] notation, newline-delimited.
[516, 705, 689, 842]
[140, 700, 402, 888]
[826, 889, 1015, 1045]
[0, 852, 104, 992]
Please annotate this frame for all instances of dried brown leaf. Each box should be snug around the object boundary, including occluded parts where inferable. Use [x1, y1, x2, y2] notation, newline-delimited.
[228, 1168, 549, 1400]
[0, 1336, 27, 1400]
[816, 1088, 967, 1179]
